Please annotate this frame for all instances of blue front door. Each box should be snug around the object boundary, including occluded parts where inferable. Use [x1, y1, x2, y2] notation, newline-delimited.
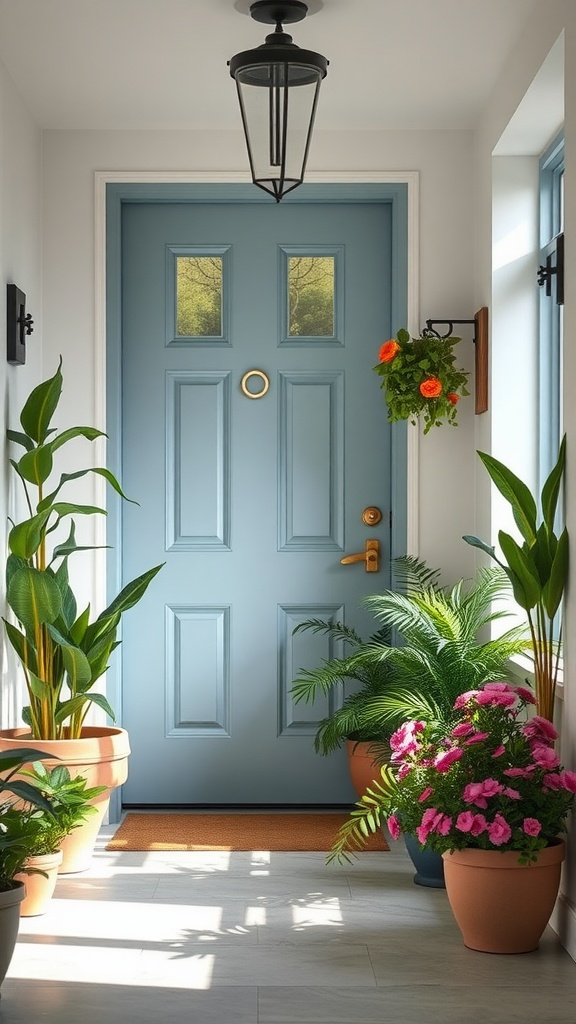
[117, 192, 403, 804]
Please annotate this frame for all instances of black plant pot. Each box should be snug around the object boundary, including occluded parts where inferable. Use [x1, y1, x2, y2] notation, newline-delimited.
[404, 833, 445, 888]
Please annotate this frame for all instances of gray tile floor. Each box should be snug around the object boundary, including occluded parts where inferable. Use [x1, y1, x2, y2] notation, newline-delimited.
[1, 821, 575, 1023]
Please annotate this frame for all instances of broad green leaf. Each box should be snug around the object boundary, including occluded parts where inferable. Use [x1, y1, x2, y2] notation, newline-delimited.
[49, 426, 106, 451]
[498, 531, 541, 610]
[17, 445, 53, 486]
[49, 502, 107, 519]
[7, 565, 62, 631]
[45, 625, 92, 689]
[99, 563, 164, 620]
[70, 604, 91, 645]
[20, 359, 63, 444]
[8, 510, 51, 559]
[542, 527, 569, 619]
[2, 619, 38, 674]
[541, 434, 566, 533]
[7, 430, 34, 451]
[477, 451, 537, 544]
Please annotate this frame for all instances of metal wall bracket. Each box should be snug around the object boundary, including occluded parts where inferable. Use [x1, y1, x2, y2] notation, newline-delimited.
[421, 306, 489, 415]
[7, 284, 34, 365]
[537, 232, 564, 305]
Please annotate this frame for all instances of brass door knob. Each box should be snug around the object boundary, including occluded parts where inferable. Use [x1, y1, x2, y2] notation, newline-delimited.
[340, 539, 380, 572]
[362, 506, 382, 526]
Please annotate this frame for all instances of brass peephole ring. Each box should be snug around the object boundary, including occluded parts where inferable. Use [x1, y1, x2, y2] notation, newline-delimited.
[241, 369, 270, 399]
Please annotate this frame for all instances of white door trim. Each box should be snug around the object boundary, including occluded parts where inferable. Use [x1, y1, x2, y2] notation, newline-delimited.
[94, 169, 420, 558]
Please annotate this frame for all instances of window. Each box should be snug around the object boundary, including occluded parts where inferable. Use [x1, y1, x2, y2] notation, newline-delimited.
[538, 133, 564, 484]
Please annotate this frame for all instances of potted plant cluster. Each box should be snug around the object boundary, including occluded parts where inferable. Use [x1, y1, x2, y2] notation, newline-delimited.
[373, 329, 470, 433]
[2, 360, 163, 871]
[291, 558, 532, 831]
[329, 682, 576, 953]
[464, 436, 568, 723]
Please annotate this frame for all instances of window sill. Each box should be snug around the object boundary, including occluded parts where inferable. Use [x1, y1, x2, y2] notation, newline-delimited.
[507, 654, 564, 701]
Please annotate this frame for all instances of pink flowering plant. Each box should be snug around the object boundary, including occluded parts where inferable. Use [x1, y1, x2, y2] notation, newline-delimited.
[329, 682, 576, 866]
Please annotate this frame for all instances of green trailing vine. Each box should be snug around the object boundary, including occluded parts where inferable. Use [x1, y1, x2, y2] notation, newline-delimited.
[373, 329, 470, 434]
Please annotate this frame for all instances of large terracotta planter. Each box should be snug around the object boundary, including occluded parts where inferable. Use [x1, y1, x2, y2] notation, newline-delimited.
[15, 850, 64, 917]
[346, 739, 389, 799]
[442, 840, 565, 953]
[0, 727, 130, 874]
[0, 881, 25, 990]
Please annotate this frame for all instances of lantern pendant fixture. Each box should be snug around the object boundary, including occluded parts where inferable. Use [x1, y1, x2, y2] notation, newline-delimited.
[228, 1, 329, 202]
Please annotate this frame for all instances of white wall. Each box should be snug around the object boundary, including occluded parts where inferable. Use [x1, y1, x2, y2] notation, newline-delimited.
[41, 126, 478, 586]
[0, 57, 42, 726]
[474, 0, 576, 957]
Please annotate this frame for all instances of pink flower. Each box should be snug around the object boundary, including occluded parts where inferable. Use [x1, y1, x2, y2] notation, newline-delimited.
[504, 766, 535, 778]
[387, 814, 401, 840]
[531, 744, 561, 769]
[476, 689, 516, 708]
[492, 745, 506, 758]
[522, 716, 558, 744]
[454, 811, 488, 836]
[464, 732, 490, 746]
[523, 817, 542, 837]
[514, 686, 537, 704]
[435, 814, 452, 836]
[487, 813, 512, 846]
[451, 722, 474, 737]
[416, 807, 440, 844]
[390, 720, 426, 758]
[462, 782, 488, 808]
[434, 748, 463, 772]
[469, 814, 488, 836]
[542, 772, 563, 790]
[454, 690, 479, 710]
[502, 787, 521, 800]
[418, 786, 433, 803]
[558, 771, 576, 793]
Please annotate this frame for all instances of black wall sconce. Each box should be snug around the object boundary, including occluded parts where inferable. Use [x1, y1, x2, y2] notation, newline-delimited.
[422, 307, 489, 415]
[7, 284, 34, 365]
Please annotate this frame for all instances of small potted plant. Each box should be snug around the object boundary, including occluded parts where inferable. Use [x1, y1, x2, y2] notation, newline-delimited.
[373, 329, 470, 433]
[1, 360, 163, 871]
[330, 682, 576, 953]
[13, 762, 107, 916]
[0, 747, 55, 987]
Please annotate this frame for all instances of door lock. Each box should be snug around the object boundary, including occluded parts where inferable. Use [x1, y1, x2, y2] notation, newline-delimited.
[340, 539, 380, 573]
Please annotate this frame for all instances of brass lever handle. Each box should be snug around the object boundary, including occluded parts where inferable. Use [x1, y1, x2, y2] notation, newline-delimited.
[341, 539, 380, 573]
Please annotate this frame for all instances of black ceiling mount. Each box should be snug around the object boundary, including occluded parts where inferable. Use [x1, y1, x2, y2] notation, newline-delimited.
[249, 1, 309, 26]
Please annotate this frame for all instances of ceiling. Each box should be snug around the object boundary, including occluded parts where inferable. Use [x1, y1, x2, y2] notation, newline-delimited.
[0, 0, 543, 133]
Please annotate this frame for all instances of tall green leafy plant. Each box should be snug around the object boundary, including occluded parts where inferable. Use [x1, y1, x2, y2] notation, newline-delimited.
[464, 437, 568, 722]
[4, 361, 163, 740]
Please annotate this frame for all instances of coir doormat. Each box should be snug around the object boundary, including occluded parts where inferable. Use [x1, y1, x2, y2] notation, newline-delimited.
[106, 812, 389, 852]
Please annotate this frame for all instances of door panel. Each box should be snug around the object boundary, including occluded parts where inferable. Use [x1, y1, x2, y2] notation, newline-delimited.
[120, 201, 393, 804]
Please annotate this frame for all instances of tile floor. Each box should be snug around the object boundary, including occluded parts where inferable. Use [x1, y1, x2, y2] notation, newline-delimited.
[1, 820, 575, 1023]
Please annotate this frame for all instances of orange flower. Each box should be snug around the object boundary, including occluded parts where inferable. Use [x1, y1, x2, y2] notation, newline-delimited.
[379, 340, 400, 363]
[419, 377, 443, 399]
[447, 393, 459, 405]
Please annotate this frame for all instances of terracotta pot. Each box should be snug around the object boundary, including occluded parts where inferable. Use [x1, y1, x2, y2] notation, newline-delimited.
[442, 840, 565, 953]
[346, 739, 389, 799]
[0, 881, 25, 990]
[15, 849, 64, 917]
[0, 727, 130, 874]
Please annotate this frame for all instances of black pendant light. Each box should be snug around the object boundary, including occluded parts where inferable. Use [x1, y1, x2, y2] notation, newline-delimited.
[228, 1, 329, 202]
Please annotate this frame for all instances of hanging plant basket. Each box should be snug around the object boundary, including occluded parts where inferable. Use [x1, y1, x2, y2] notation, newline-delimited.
[373, 329, 470, 434]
